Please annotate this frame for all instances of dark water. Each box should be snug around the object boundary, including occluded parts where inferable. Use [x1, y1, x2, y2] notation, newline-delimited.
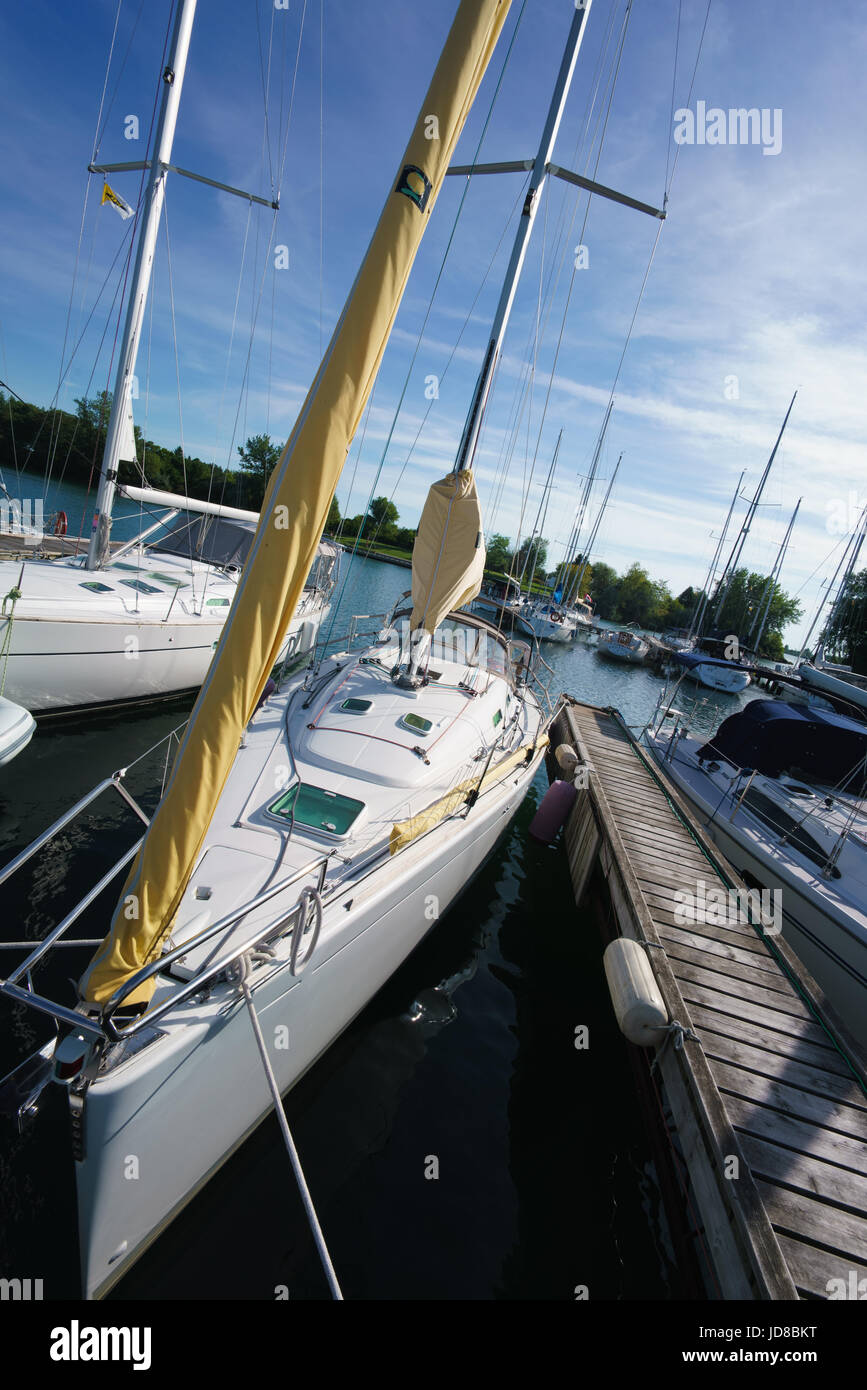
[0, 550, 758, 1301]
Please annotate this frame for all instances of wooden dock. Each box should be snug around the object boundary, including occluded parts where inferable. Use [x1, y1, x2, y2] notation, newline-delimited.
[551, 697, 867, 1301]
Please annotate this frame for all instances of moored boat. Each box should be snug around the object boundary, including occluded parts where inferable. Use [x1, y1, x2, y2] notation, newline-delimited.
[646, 697, 867, 1047]
[0, 0, 590, 1300]
[597, 628, 649, 664]
[673, 648, 751, 693]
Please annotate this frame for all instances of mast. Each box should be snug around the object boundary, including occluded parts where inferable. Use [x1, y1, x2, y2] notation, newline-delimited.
[86, 0, 198, 569]
[750, 496, 800, 654]
[566, 451, 621, 606]
[690, 471, 744, 640]
[711, 391, 797, 624]
[553, 399, 611, 598]
[452, 0, 592, 477]
[524, 431, 561, 594]
[810, 500, 867, 661]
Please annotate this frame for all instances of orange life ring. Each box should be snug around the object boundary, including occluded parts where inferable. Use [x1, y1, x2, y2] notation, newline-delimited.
[54, 511, 68, 537]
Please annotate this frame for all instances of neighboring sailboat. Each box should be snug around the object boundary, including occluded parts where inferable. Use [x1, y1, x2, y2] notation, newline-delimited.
[511, 433, 577, 643]
[645, 698, 867, 1048]
[676, 394, 799, 694]
[0, 0, 672, 1298]
[795, 500, 867, 718]
[597, 628, 649, 664]
[0, 3, 335, 713]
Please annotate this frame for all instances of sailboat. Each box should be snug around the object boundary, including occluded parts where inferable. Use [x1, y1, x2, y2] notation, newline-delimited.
[645, 697, 867, 1048]
[0, 0, 671, 1297]
[674, 393, 799, 695]
[0, 4, 336, 715]
[0, 0, 558, 1299]
[795, 500, 867, 718]
[597, 627, 649, 664]
[511, 433, 577, 643]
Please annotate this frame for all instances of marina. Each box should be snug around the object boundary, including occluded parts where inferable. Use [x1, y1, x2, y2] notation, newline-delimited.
[0, 0, 864, 1333]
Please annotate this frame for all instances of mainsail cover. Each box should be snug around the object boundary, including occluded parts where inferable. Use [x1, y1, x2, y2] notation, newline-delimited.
[80, 0, 512, 1007]
[411, 469, 486, 634]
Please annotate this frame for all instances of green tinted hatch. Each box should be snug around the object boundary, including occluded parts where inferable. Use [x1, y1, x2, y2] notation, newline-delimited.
[341, 697, 372, 713]
[120, 579, 162, 595]
[399, 712, 432, 735]
[267, 783, 364, 835]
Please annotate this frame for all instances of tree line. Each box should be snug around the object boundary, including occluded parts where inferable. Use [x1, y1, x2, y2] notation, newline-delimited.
[5, 391, 846, 663]
[0, 389, 278, 514]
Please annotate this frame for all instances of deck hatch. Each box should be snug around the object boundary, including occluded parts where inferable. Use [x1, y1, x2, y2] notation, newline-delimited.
[119, 579, 162, 595]
[267, 783, 364, 836]
[399, 712, 432, 736]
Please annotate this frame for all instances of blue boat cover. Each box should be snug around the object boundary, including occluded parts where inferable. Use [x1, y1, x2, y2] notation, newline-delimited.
[698, 699, 867, 791]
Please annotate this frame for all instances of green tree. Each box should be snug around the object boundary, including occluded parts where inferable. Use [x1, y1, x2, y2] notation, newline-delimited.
[824, 568, 867, 673]
[75, 390, 113, 436]
[237, 433, 281, 504]
[514, 535, 548, 584]
[369, 496, 399, 530]
[648, 579, 673, 631]
[587, 561, 619, 618]
[713, 568, 802, 654]
[486, 533, 512, 573]
[326, 495, 341, 532]
[616, 563, 657, 626]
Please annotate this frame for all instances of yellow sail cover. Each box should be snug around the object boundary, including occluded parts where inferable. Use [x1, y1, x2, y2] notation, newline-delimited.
[410, 468, 486, 634]
[81, 0, 513, 1007]
[389, 737, 548, 855]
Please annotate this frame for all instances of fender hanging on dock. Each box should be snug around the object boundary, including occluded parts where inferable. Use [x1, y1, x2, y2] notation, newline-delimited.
[603, 937, 668, 1047]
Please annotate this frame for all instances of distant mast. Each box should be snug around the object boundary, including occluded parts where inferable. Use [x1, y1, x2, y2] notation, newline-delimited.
[85, 0, 198, 570]
[749, 496, 801, 655]
[711, 391, 798, 625]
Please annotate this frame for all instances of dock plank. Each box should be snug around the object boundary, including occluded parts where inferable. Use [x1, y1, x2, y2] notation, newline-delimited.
[756, 1180, 867, 1260]
[694, 1029, 867, 1110]
[711, 1058, 867, 1140]
[739, 1133, 867, 1210]
[687, 1001, 851, 1074]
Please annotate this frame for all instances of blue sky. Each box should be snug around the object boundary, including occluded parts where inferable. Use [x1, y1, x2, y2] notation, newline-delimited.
[1, 0, 865, 647]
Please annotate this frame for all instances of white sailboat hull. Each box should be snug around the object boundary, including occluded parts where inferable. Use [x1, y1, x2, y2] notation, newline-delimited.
[679, 661, 751, 693]
[76, 743, 544, 1299]
[798, 663, 867, 713]
[597, 636, 648, 663]
[516, 612, 575, 643]
[646, 736, 867, 1049]
[0, 546, 332, 711]
[1, 610, 320, 712]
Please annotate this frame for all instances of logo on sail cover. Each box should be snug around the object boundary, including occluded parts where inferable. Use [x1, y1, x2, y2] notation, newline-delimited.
[396, 164, 432, 213]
